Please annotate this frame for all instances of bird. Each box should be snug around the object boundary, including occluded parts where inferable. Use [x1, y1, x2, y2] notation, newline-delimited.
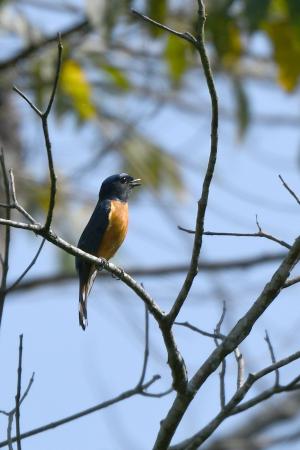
[75, 173, 141, 330]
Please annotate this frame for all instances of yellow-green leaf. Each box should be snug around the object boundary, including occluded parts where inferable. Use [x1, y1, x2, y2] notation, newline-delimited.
[164, 34, 189, 86]
[101, 64, 131, 90]
[60, 59, 96, 120]
[146, 0, 167, 37]
[265, 20, 300, 91]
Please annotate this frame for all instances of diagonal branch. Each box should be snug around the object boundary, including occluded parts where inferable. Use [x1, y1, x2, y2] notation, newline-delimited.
[0, 375, 160, 449]
[279, 174, 300, 206]
[264, 330, 279, 386]
[6, 239, 46, 293]
[13, 34, 63, 233]
[153, 234, 300, 449]
[171, 349, 300, 450]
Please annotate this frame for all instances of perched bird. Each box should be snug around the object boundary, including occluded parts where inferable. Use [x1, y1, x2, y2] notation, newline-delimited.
[76, 173, 141, 330]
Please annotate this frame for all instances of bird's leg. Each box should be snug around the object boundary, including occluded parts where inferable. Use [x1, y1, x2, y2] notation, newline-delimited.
[97, 257, 107, 272]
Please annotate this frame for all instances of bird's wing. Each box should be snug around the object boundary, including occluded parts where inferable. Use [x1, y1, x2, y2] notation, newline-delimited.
[76, 199, 111, 271]
[76, 199, 111, 330]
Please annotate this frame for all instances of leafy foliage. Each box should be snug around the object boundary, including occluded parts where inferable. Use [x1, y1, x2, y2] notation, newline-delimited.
[60, 59, 96, 120]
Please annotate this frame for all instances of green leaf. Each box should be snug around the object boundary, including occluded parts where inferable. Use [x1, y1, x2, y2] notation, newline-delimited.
[207, 13, 242, 68]
[243, 0, 271, 31]
[146, 0, 167, 36]
[285, 0, 300, 19]
[164, 34, 189, 86]
[101, 64, 131, 90]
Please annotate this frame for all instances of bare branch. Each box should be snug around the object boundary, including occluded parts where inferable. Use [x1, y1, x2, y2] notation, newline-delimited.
[154, 235, 300, 449]
[44, 34, 63, 117]
[0, 375, 160, 449]
[141, 387, 173, 398]
[167, 0, 219, 325]
[264, 330, 279, 386]
[178, 226, 291, 250]
[137, 304, 150, 387]
[131, 9, 196, 45]
[8, 170, 36, 224]
[0, 148, 11, 327]
[284, 275, 300, 288]
[279, 174, 300, 206]
[12, 86, 42, 116]
[7, 251, 287, 294]
[13, 35, 63, 233]
[171, 349, 300, 450]
[0, 19, 89, 72]
[214, 302, 227, 409]
[6, 239, 46, 293]
[175, 320, 244, 390]
[15, 334, 23, 450]
[234, 347, 245, 390]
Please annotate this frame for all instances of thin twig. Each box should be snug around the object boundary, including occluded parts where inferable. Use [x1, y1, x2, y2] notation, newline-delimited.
[155, 234, 300, 449]
[171, 349, 300, 450]
[137, 303, 150, 387]
[167, 0, 219, 325]
[234, 347, 244, 390]
[7, 413, 14, 450]
[141, 387, 173, 398]
[42, 35, 63, 231]
[178, 226, 291, 250]
[13, 35, 63, 233]
[279, 174, 300, 206]
[8, 170, 36, 224]
[132, 9, 196, 44]
[0, 372, 35, 450]
[15, 334, 23, 450]
[0, 148, 11, 328]
[264, 330, 279, 386]
[214, 302, 227, 409]
[284, 275, 300, 288]
[6, 239, 46, 293]
[175, 320, 244, 390]
[0, 375, 160, 448]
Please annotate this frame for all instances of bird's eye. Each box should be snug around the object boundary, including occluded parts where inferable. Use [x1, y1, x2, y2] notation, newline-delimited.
[120, 176, 127, 184]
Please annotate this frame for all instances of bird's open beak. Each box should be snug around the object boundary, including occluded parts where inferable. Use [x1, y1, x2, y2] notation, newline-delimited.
[129, 178, 141, 188]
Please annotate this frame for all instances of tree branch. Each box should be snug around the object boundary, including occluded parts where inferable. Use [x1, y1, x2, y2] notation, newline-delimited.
[153, 235, 300, 449]
[0, 148, 11, 327]
[279, 174, 300, 206]
[13, 35, 63, 233]
[5, 250, 285, 293]
[0, 19, 89, 72]
[178, 226, 291, 250]
[15, 334, 23, 450]
[167, 0, 219, 324]
[0, 375, 160, 449]
[171, 349, 300, 450]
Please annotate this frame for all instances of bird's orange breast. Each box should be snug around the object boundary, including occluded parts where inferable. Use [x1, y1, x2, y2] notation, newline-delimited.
[97, 200, 128, 260]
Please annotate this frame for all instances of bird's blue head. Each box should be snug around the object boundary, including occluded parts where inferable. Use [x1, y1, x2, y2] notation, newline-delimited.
[99, 173, 141, 202]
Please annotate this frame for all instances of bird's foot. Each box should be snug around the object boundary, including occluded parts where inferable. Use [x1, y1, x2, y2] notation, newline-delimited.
[97, 258, 107, 272]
